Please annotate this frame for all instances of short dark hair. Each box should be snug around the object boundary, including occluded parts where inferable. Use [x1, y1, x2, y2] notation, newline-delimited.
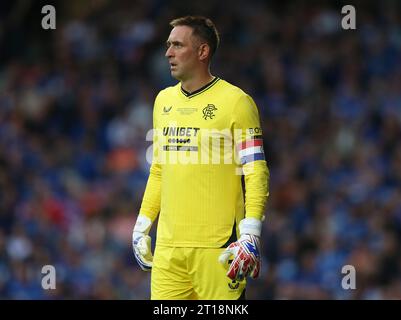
[170, 16, 220, 58]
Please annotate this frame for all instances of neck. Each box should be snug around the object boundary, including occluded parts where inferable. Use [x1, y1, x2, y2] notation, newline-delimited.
[181, 70, 214, 93]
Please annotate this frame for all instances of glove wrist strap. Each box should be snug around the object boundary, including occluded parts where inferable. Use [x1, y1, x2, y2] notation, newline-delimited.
[239, 217, 262, 237]
[134, 214, 153, 235]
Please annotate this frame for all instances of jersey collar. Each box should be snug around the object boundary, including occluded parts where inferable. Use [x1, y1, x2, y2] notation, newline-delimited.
[180, 77, 220, 98]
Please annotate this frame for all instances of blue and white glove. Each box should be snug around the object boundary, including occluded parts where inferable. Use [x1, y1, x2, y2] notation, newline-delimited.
[132, 214, 153, 271]
[218, 217, 262, 281]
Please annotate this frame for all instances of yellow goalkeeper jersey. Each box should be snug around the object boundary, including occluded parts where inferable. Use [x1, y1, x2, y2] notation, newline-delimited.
[139, 77, 269, 247]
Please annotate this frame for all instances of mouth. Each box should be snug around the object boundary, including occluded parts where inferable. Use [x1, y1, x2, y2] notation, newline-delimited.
[169, 62, 177, 70]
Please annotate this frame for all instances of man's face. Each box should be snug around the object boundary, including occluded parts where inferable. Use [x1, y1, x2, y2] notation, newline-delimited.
[165, 25, 200, 81]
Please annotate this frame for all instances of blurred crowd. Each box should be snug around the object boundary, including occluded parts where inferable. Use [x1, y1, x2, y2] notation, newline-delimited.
[1, 0, 401, 299]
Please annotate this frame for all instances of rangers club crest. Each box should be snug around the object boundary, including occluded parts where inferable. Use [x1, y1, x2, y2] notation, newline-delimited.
[202, 104, 217, 120]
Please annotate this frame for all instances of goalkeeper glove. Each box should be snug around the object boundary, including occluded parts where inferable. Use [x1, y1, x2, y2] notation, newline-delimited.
[218, 217, 262, 281]
[132, 214, 153, 271]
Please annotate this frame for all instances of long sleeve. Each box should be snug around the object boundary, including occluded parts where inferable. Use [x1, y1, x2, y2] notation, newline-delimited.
[139, 160, 161, 222]
[139, 96, 162, 223]
[232, 94, 269, 221]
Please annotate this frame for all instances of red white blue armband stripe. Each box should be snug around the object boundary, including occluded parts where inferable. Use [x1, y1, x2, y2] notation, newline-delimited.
[237, 136, 265, 165]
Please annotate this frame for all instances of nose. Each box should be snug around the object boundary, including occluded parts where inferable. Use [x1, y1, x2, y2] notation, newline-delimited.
[165, 45, 173, 58]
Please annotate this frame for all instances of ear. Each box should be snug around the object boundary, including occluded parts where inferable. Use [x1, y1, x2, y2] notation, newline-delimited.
[198, 43, 210, 61]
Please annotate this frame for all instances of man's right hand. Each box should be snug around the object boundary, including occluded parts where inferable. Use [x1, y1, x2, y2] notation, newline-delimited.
[132, 214, 153, 271]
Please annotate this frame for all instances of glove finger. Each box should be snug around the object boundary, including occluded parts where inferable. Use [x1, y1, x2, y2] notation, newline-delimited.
[236, 259, 246, 281]
[227, 252, 246, 280]
[137, 235, 152, 256]
[218, 247, 234, 265]
[133, 247, 153, 271]
[239, 256, 255, 280]
[133, 235, 153, 271]
[226, 258, 240, 280]
[250, 259, 260, 278]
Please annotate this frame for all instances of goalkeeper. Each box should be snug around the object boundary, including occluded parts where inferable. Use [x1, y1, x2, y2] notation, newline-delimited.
[133, 16, 269, 300]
